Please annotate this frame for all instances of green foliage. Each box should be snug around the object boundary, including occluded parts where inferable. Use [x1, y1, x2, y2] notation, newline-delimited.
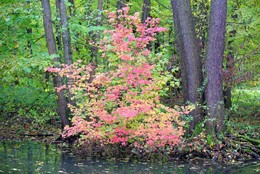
[226, 0, 260, 84]
[0, 86, 58, 123]
[231, 85, 260, 118]
[206, 134, 215, 146]
[0, 53, 58, 123]
[0, 1, 58, 124]
[226, 83, 260, 140]
[59, 0, 108, 63]
[150, 52, 180, 98]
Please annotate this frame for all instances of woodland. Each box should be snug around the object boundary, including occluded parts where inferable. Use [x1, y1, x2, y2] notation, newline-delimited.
[0, 0, 259, 163]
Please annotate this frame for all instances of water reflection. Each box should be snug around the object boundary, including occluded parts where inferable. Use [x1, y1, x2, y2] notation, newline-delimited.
[0, 141, 259, 174]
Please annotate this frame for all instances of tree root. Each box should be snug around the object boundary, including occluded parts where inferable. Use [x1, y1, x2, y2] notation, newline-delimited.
[237, 134, 260, 147]
[227, 134, 260, 160]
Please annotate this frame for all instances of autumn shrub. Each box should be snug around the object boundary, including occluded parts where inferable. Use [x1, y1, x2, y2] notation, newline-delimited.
[48, 7, 187, 157]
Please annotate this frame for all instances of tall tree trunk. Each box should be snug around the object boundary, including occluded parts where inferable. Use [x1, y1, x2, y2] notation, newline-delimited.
[98, 0, 103, 25]
[205, 0, 227, 134]
[171, 0, 203, 131]
[26, 0, 33, 55]
[58, 0, 75, 107]
[142, 0, 151, 50]
[141, 0, 150, 23]
[41, 0, 70, 129]
[58, 0, 73, 65]
[171, 0, 188, 103]
[55, 0, 62, 52]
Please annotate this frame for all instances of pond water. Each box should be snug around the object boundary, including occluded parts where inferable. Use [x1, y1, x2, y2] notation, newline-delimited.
[0, 141, 259, 174]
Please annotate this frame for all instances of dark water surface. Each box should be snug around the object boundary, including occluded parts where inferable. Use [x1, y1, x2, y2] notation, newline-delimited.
[0, 141, 259, 174]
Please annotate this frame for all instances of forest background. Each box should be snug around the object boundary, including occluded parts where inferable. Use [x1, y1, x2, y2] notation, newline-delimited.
[0, 0, 259, 161]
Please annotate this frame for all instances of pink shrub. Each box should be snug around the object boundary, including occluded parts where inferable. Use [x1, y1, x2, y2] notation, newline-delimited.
[48, 7, 187, 152]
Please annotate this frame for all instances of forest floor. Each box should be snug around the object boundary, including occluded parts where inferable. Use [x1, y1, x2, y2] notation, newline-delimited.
[0, 116, 61, 143]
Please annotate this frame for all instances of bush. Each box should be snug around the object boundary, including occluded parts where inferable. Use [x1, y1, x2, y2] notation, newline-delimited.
[48, 7, 187, 155]
[0, 85, 58, 124]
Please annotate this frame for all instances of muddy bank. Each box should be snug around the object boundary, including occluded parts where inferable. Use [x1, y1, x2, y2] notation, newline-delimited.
[1, 116, 259, 164]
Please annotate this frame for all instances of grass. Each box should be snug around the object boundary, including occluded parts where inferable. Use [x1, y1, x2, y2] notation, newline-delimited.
[229, 81, 260, 138]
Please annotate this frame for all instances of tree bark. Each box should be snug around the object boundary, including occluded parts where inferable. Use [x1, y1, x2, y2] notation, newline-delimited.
[142, 0, 150, 23]
[171, 0, 188, 103]
[171, 0, 203, 131]
[41, 0, 70, 129]
[57, 0, 76, 107]
[98, 0, 103, 25]
[142, 0, 151, 50]
[55, 0, 62, 52]
[58, 0, 73, 65]
[205, 0, 227, 134]
[26, 0, 33, 55]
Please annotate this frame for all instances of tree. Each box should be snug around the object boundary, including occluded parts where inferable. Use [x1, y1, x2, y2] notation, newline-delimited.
[41, 0, 70, 129]
[171, 0, 227, 135]
[171, 0, 203, 131]
[205, 0, 227, 134]
[55, 0, 62, 51]
[58, 0, 73, 65]
[142, 0, 151, 23]
[26, 0, 33, 55]
[57, 0, 75, 107]
[171, 0, 188, 103]
[98, 0, 103, 25]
